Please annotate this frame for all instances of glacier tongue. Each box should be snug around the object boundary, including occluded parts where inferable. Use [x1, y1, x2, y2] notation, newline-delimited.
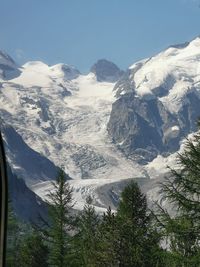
[0, 60, 145, 211]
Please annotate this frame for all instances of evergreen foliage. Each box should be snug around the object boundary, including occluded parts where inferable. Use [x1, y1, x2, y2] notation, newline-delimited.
[6, 200, 21, 267]
[6, 198, 47, 267]
[18, 232, 49, 267]
[98, 207, 119, 266]
[70, 196, 101, 267]
[155, 122, 200, 266]
[116, 181, 163, 267]
[9, 136, 200, 267]
[46, 168, 74, 267]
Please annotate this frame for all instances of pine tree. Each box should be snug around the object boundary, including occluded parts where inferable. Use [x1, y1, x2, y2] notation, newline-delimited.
[46, 168, 74, 267]
[71, 196, 100, 267]
[18, 231, 49, 267]
[98, 206, 119, 267]
[155, 122, 200, 266]
[116, 181, 163, 267]
[6, 200, 21, 267]
[6, 198, 48, 267]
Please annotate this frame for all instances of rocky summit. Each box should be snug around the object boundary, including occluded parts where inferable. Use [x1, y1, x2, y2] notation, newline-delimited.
[90, 59, 124, 82]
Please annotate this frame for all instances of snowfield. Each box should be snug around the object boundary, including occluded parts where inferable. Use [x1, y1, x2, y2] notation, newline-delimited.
[128, 37, 200, 113]
[1, 37, 200, 212]
[0, 61, 145, 211]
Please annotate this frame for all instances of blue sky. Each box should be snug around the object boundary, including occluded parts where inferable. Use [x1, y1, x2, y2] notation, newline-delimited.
[1, 0, 200, 72]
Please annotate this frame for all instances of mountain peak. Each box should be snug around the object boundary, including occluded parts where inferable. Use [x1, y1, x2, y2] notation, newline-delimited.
[168, 36, 200, 50]
[168, 41, 190, 50]
[0, 50, 20, 79]
[50, 63, 80, 80]
[90, 59, 124, 83]
[0, 50, 16, 65]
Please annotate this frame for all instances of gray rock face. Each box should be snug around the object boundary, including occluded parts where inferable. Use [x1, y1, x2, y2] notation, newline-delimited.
[1, 119, 59, 186]
[60, 64, 80, 80]
[0, 51, 21, 79]
[90, 59, 124, 82]
[113, 70, 134, 97]
[50, 63, 80, 80]
[107, 38, 200, 163]
[107, 90, 200, 163]
[0, 119, 60, 221]
[8, 165, 48, 222]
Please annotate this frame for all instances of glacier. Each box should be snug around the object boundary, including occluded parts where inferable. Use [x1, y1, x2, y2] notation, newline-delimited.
[1, 37, 200, 215]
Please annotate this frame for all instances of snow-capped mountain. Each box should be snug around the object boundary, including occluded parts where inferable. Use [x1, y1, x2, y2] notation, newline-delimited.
[1, 37, 200, 216]
[0, 58, 139, 183]
[0, 56, 142, 214]
[108, 37, 200, 163]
